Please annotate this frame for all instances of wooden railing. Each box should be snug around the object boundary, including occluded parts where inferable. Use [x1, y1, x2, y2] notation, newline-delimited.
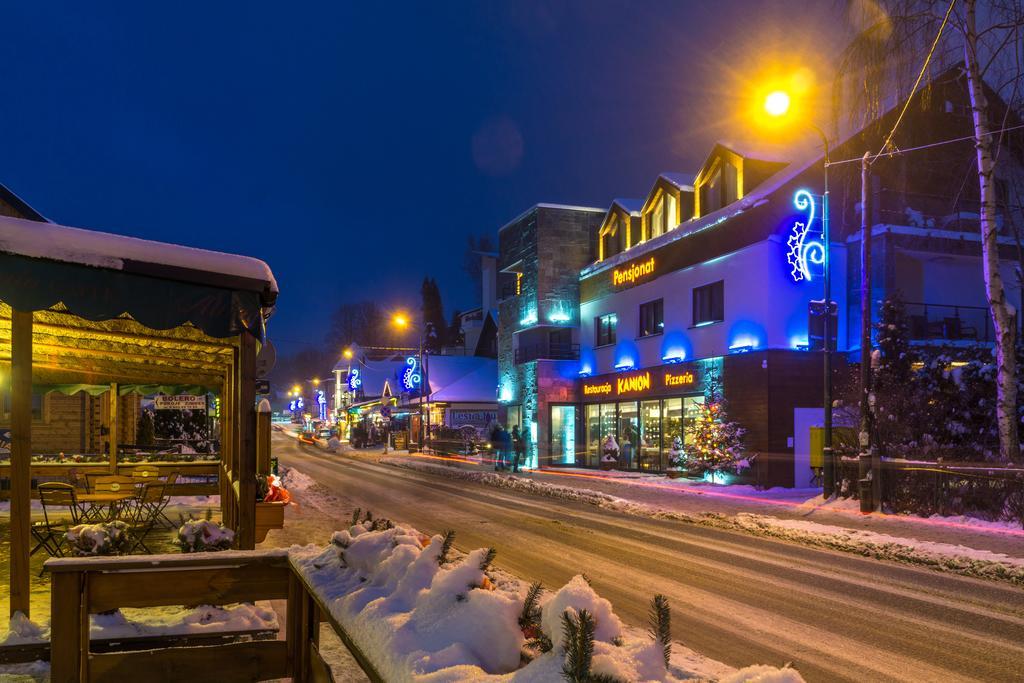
[45, 550, 381, 683]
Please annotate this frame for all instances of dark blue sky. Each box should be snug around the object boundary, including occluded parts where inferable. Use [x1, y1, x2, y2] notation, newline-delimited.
[0, 1, 843, 355]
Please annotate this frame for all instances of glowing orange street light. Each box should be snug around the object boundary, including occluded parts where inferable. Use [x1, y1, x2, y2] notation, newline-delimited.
[763, 90, 791, 117]
[312, 378, 320, 387]
[343, 348, 353, 359]
[292, 384, 301, 394]
[392, 313, 410, 329]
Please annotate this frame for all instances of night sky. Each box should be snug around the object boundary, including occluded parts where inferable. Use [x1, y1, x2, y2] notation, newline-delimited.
[0, 1, 844, 356]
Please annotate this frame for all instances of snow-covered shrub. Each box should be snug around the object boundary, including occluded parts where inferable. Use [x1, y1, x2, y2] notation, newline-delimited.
[178, 518, 234, 552]
[666, 437, 686, 473]
[292, 520, 782, 681]
[65, 521, 131, 556]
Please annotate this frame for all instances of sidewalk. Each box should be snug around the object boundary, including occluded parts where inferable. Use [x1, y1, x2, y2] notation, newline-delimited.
[371, 449, 1024, 562]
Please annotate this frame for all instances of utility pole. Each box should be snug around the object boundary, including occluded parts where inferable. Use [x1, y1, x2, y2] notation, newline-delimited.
[818, 129, 835, 499]
[858, 151, 878, 512]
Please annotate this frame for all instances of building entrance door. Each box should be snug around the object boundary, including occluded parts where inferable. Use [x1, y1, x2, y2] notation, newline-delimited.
[550, 405, 577, 465]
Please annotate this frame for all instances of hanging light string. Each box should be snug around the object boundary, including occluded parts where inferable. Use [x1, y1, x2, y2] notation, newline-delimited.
[876, 0, 959, 157]
[825, 121, 1024, 167]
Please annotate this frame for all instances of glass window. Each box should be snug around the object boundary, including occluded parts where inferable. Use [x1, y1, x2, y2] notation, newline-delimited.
[693, 281, 724, 326]
[617, 401, 639, 470]
[663, 398, 683, 456]
[595, 313, 617, 346]
[640, 400, 662, 471]
[551, 406, 577, 466]
[599, 402, 617, 458]
[586, 404, 601, 467]
[506, 405, 522, 431]
[650, 197, 664, 239]
[666, 193, 677, 231]
[684, 396, 705, 446]
[639, 299, 664, 337]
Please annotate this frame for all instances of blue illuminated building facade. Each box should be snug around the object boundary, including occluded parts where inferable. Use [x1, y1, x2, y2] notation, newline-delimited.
[497, 70, 1024, 486]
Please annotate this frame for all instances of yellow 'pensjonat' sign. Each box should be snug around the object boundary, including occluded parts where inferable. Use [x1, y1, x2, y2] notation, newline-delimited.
[612, 257, 655, 286]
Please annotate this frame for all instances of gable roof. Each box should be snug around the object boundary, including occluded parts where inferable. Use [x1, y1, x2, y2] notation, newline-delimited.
[657, 173, 695, 191]
[611, 198, 643, 215]
[0, 183, 47, 222]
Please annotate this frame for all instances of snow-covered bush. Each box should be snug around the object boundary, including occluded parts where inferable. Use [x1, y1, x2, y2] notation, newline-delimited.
[178, 518, 235, 552]
[666, 437, 686, 474]
[293, 518, 806, 681]
[65, 521, 131, 556]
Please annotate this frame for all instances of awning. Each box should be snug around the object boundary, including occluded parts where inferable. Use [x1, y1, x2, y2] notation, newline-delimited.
[0, 215, 277, 340]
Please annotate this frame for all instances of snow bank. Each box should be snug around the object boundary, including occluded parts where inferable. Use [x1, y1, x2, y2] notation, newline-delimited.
[91, 603, 277, 640]
[293, 519, 805, 681]
[383, 457, 1024, 586]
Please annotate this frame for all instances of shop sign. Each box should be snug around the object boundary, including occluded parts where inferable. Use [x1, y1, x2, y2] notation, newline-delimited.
[616, 372, 651, 395]
[154, 395, 206, 411]
[447, 410, 497, 430]
[664, 371, 695, 387]
[579, 363, 703, 400]
[612, 257, 655, 286]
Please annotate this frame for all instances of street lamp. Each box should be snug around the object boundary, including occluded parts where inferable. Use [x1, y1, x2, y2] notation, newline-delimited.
[763, 90, 836, 499]
[392, 312, 431, 453]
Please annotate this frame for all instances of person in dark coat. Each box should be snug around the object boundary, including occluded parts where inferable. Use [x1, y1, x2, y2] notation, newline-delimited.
[489, 422, 503, 469]
[511, 425, 525, 473]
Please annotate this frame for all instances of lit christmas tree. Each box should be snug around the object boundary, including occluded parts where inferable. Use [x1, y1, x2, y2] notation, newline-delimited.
[688, 369, 749, 481]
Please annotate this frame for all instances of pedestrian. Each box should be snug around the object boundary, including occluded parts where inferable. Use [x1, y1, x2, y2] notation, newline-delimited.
[489, 421, 502, 470]
[498, 424, 513, 470]
[511, 425, 525, 473]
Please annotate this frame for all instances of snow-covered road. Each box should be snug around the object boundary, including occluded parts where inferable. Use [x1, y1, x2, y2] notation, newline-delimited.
[272, 434, 1024, 683]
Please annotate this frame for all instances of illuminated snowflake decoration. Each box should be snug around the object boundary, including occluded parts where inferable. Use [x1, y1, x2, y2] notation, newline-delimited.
[401, 356, 421, 391]
[787, 189, 825, 282]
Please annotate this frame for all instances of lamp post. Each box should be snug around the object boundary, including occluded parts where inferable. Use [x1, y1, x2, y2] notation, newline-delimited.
[393, 313, 432, 453]
[763, 90, 835, 498]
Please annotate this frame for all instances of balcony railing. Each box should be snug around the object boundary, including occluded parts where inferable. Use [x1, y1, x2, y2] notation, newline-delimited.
[876, 189, 1011, 235]
[515, 342, 579, 364]
[904, 302, 992, 343]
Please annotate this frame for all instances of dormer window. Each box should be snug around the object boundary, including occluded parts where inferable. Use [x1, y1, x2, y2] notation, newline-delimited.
[645, 192, 677, 240]
[698, 159, 738, 215]
[599, 214, 626, 261]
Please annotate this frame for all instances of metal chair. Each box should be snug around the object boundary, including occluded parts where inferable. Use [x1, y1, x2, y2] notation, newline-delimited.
[31, 482, 81, 561]
[123, 477, 172, 553]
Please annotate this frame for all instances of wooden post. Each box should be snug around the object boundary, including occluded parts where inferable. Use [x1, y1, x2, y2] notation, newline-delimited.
[257, 398, 272, 476]
[108, 382, 119, 473]
[49, 570, 84, 683]
[9, 309, 32, 618]
[237, 333, 257, 549]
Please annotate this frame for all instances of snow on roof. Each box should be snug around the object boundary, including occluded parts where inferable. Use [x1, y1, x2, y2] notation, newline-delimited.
[427, 357, 498, 403]
[611, 198, 643, 215]
[581, 154, 807, 278]
[0, 214, 277, 293]
[657, 173, 695, 190]
[498, 203, 606, 232]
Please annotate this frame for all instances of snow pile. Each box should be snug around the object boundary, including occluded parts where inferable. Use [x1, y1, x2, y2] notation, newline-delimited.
[1, 613, 46, 645]
[178, 519, 235, 552]
[726, 514, 1024, 585]
[384, 457, 1024, 586]
[279, 464, 317, 494]
[293, 519, 806, 681]
[91, 603, 277, 639]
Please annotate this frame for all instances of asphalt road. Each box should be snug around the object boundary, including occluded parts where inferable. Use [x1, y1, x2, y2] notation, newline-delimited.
[274, 434, 1024, 683]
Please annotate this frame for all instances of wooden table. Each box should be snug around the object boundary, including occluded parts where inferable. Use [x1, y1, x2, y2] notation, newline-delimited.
[77, 492, 136, 522]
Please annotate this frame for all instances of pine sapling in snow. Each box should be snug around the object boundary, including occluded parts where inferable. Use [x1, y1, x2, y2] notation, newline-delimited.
[520, 581, 552, 652]
[560, 609, 624, 683]
[350, 507, 361, 526]
[648, 594, 672, 669]
[438, 529, 456, 565]
[478, 547, 497, 571]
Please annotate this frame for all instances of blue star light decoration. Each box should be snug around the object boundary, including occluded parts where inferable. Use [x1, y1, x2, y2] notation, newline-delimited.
[786, 189, 825, 282]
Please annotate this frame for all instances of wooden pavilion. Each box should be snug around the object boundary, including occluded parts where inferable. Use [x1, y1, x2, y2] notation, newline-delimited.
[0, 213, 278, 617]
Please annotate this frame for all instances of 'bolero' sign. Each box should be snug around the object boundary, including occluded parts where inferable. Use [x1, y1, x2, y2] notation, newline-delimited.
[580, 364, 700, 400]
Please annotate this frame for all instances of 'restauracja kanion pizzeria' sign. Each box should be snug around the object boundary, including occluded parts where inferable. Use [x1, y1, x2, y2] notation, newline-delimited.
[580, 365, 699, 399]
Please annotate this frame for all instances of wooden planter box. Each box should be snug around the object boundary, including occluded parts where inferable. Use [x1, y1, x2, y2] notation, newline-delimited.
[254, 501, 286, 543]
